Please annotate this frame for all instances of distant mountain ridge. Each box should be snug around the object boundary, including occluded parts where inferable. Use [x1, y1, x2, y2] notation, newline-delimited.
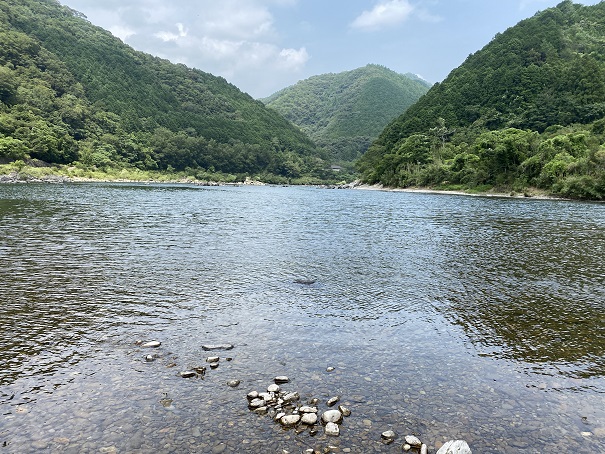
[357, 1, 605, 199]
[262, 64, 430, 164]
[0, 0, 328, 182]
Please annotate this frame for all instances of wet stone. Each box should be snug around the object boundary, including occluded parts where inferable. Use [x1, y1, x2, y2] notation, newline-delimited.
[301, 413, 318, 425]
[206, 356, 220, 363]
[325, 422, 340, 437]
[405, 435, 422, 448]
[338, 405, 351, 417]
[227, 380, 240, 388]
[202, 344, 234, 351]
[382, 430, 397, 440]
[275, 376, 290, 384]
[299, 406, 318, 413]
[267, 384, 280, 393]
[247, 391, 259, 400]
[436, 440, 472, 454]
[249, 398, 266, 408]
[141, 341, 161, 348]
[321, 410, 343, 424]
[283, 392, 300, 402]
[280, 414, 301, 426]
[327, 396, 340, 407]
[180, 370, 196, 378]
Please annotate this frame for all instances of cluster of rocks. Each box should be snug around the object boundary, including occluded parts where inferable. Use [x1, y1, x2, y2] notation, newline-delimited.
[247, 377, 351, 438]
[380, 432, 471, 453]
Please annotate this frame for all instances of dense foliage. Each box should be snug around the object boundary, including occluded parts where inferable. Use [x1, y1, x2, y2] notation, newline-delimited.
[263, 65, 430, 168]
[358, 1, 605, 199]
[0, 0, 332, 182]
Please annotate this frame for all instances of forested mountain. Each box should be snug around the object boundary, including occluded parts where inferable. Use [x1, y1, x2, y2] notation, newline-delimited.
[0, 0, 329, 182]
[358, 1, 605, 199]
[262, 65, 430, 166]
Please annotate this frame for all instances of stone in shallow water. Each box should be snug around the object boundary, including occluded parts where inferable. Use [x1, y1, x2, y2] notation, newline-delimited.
[436, 440, 472, 454]
[299, 406, 318, 413]
[420, 444, 428, 454]
[283, 392, 300, 402]
[404, 435, 422, 448]
[301, 413, 318, 425]
[180, 370, 196, 378]
[267, 384, 280, 393]
[275, 376, 290, 384]
[325, 422, 340, 436]
[338, 405, 351, 417]
[327, 396, 340, 407]
[321, 410, 343, 424]
[141, 341, 161, 348]
[247, 391, 259, 400]
[280, 414, 301, 426]
[381, 430, 396, 440]
[202, 344, 234, 351]
[248, 398, 266, 408]
[227, 380, 240, 388]
[206, 356, 220, 363]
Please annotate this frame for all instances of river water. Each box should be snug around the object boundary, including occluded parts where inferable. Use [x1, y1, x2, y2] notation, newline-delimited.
[0, 183, 604, 453]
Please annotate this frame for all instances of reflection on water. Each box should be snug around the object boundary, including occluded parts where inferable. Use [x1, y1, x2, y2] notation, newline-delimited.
[0, 183, 604, 452]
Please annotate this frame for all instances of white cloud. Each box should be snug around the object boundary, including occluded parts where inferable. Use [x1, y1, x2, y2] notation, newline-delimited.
[351, 0, 415, 31]
[278, 47, 310, 70]
[155, 22, 188, 42]
[109, 25, 136, 42]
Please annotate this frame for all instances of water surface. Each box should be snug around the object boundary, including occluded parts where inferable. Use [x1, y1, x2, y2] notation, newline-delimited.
[1, 183, 604, 453]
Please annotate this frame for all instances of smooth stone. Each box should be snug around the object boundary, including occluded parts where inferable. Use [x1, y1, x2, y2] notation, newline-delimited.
[325, 422, 340, 436]
[382, 430, 397, 440]
[275, 376, 290, 384]
[180, 370, 196, 378]
[210, 363, 219, 369]
[327, 396, 340, 407]
[268, 384, 280, 393]
[253, 406, 268, 415]
[321, 410, 343, 424]
[301, 413, 318, 425]
[259, 392, 272, 401]
[144, 355, 155, 362]
[275, 412, 286, 421]
[280, 414, 301, 426]
[403, 444, 411, 452]
[436, 440, 472, 454]
[299, 406, 318, 413]
[227, 380, 240, 388]
[142, 341, 161, 348]
[247, 391, 259, 400]
[326, 366, 335, 372]
[202, 344, 234, 351]
[338, 405, 351, 417]
[421, 444, 428, 454]
[405, 435, 422, 448]
[206, 356, 220, 363]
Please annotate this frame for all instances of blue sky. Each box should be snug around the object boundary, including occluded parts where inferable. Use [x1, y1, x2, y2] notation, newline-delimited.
[60, 0, 602, 98]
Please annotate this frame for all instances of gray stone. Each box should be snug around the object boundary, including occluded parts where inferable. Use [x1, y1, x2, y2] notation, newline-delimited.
[338, 405, 351, 417]
[275, 376, 290, 384]
[299, 406, 318, 413]
[436, 440, 472, 454]
[321, 410, 343, 424]
[247, 391, 259, 400]
[267, 384, 280, 393]
[280, 414, 301, 426]
[283, 392, 300, 402]
[404, 436, 422, 448]
[325, 422, 340, 436]
[301, 413, 318, 425]
[249, 398, 266, 408]
[381, 430, 396, 440]
[403, 444, 411, 452]
[202, 344, 234, 351]
[421, 444, 428, 454]
[180, 370, 196, 378]
[326, 366, 335, 372]
[206, 356, 220, 363]
[141, 341, 161, 348]
[327, 396, 340, 407]
[227, 380, 240, 388]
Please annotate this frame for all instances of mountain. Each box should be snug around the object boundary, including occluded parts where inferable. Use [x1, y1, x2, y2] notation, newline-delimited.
[357, 1, 605, 199]
[262, 64, 430, 165]
[0, 0, 328, 182]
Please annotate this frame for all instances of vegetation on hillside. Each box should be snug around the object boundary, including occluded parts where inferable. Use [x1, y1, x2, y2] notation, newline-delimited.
[263, 65, 430, 169]
[0, 0, 336, 183]
[357, 1, 605, 199]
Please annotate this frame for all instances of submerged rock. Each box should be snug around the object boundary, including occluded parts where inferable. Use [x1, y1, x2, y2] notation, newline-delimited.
[436, 440, 472, 454]
[202, 344, 234, 351]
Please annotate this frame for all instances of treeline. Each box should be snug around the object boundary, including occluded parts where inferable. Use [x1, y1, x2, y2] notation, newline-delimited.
[0, 0, 332, 182]
[358, 1, 605, 199]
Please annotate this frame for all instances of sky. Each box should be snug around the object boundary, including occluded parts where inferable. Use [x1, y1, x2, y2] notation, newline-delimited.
[59, 0, 603, 99]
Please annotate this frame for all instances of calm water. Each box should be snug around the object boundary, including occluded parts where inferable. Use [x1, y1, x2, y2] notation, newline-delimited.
[0, 183, 604, 453]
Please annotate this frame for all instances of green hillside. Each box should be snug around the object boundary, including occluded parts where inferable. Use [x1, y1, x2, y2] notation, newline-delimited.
[358, 1, 605, 199]
[263, 64, 430, 166]
[0, 0, 329, 183]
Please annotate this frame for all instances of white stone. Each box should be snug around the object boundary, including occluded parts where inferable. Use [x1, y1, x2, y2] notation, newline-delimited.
[283, 392, 300, 402]
[247, 391, 259, 400]
[248, 398, 266, 408]
[180, 370, 196, 378]
[301, 413, 318, 425]
[206, 356, 220, 363]
[327, 396, 340, 407]
[299, 406, 318, 413]
[338, 405, 351, 417]
[275, 376, 290, 384]
[280, 414, 301, 426]
[436, 440, 472, 454]
[404, 436, 422, 447]
[321, 410, 343, 424]
[227, 380, 240, 388]
[381, 430, 396, 440]
[267, 384, 280, 393]
[421, 444, 428, 454]
[325, 422, 340, 436]
[142, 341, 161, 348]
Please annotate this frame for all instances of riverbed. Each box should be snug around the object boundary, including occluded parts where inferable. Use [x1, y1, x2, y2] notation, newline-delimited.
[1, 183, 604, 453]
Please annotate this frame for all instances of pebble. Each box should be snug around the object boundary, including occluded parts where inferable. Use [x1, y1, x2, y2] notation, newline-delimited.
[301, 413, 318, 425]
[325, 422, 340, 436]
[227, 380, 240, 388]
[404, 435, 422, 447]
[280, 414, 301, 426]
[180, 370, 196, 378]
[403, 444, 411, 451]
[327, 396, 340, 407]
[326, 366, 335, 372]
[141, 341, 161, 348]
[381, 430, 396, 440]
[420, 444, 428, 454]
[267, 384, 280, 393]
[275, 376, 290, 384]
[247, 391, 259, 400]
[283, 392, 300, 402]
[299, 406, 318, 413]
[338, 405, 351, 417]
[321, 410, 343, 424]
[249, 398, 266, 408]
[206, 356, 220, 363]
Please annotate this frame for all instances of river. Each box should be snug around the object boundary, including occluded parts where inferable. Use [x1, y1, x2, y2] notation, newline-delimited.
[0, 183, 604, 453]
